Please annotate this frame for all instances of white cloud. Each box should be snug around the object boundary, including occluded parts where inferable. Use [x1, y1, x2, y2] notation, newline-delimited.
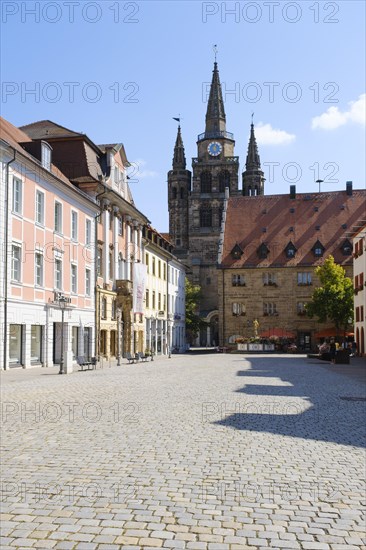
[255, 122, 296, 145]
[128, 159, 159, 181]
[311, 93, 366, 130]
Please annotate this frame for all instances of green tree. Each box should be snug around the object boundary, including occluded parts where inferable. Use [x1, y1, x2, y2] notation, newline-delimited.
[306, 255, 354, 334]
[185, 279, 206, 343]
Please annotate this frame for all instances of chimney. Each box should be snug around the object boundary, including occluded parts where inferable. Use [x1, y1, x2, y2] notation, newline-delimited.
[290, 185, 296, 199]
[346, 181, 353, 196]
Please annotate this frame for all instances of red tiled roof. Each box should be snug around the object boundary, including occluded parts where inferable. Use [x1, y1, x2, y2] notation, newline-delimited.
[0, 117, 73, 187]
[221, 190, 366, 268]
[160, 232, 171, 242]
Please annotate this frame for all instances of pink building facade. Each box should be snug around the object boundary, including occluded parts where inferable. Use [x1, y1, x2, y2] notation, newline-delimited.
[17, 120, 149, 361]
[0, 118, 99, 371]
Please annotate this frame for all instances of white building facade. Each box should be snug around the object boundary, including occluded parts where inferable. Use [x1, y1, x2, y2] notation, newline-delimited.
[143, 227, 186, 356]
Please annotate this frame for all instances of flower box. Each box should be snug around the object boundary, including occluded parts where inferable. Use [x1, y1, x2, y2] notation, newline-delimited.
[237, 343, 248, 351]
[248, 343, 263, 351]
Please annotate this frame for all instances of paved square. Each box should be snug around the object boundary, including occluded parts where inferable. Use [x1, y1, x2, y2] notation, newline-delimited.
[1, 354, 365, 549]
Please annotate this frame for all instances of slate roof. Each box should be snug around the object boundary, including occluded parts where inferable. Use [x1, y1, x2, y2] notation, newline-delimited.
[221, 190, 366, 269]
[20, 119, 84, 140]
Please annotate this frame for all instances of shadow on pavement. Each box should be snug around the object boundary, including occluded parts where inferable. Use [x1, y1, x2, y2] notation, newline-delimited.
[214, 356, 366, 448]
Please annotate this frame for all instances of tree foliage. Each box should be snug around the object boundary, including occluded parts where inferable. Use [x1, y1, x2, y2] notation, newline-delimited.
[306, 255, 354, 332]
[185, 279, 206, 342]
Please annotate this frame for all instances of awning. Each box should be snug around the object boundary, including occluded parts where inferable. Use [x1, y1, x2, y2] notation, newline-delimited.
[259, 328, 296, 339]
[314, 328, 354, 338]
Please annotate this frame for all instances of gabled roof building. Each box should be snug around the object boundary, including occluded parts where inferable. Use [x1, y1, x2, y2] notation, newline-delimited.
[218, 184, 366, 350]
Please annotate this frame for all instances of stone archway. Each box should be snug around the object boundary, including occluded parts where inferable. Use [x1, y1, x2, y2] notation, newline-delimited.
[203, 310, 219, 347]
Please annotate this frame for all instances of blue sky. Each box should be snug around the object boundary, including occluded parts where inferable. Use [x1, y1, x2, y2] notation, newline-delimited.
[1, 0, 365, 231]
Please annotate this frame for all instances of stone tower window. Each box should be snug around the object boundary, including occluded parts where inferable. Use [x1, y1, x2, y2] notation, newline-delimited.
[200, 172, 212, 193]
[172, 187, 177, 199]
[200, 208, 212, 227]
[219, 170, 230, 192]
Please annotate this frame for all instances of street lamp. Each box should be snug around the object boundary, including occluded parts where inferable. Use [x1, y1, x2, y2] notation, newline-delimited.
[58, 295, 69, 375]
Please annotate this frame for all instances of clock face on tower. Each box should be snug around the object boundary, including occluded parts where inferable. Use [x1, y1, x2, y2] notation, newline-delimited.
[207, 141, 222, 156]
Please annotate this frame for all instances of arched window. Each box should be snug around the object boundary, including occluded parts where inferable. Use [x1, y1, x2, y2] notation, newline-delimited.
[200, 172, 212, 193]
[118, 252, 123, 279]
[219, 170, 230, 192]
[200, 208, 212, 227]
[101, 297, 107, 319]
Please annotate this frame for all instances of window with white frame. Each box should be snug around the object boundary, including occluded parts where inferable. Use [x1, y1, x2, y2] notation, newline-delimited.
[35, 252, 43, 286]
[54, 202, 62, 233]
[118, 252, 123, 279]
[12, 244, 21, 282]
[36, 190, 44, 225]
[118, 217, 123, 236]
[297, 302, 306, 315]
[297, 272, 312, 285]
[71, 264, 77, 294]
[55, 258, 62, 290]
[97, 248, 103, 277]
[232, 302, 245, 316]
[101, 297, 107, 319]
[109, 253, 113, 280]
[41, 143, 51, 170]
[71, 211, 78, 241]
[263, 272, 276, 285]
[12, 177, 22, 214]
[85, 219, 92, 245]
[263, 302, 277, 316]
[232, 274, 245, 286]
[85, 269, 91, 296]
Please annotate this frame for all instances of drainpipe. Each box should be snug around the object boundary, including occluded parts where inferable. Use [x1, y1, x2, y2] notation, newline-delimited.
[1, 141, 16, 370]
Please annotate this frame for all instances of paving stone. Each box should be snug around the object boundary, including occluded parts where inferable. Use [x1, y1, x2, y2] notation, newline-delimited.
[1, 355, 365, 550]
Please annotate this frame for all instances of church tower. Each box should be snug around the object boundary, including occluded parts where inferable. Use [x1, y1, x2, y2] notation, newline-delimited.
[167, 125, 191, 258]
[242, 122, 265, 196]
[167, 60, 266, 346]
[188, 61, 239, 345]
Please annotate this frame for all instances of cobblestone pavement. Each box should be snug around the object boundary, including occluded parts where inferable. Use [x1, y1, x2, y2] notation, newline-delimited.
[1, 354, 365, 550]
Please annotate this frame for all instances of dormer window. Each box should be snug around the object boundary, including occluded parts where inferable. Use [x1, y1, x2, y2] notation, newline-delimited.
[285, 241, 297, 259]
[230, 243, 243, 260]
[312, 239, 325, 257]
[341, 239, 352, 256]
[257, 242, 269, 259]
[41, 142, 52, 171]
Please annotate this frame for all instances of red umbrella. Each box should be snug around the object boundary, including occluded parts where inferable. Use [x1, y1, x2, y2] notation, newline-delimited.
[315, 328, 354, 338]
[259, 328, 296, 338]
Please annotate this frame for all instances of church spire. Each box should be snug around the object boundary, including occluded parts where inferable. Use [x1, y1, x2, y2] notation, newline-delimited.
[173, 125, 186, 169]
[245, 121, 261, 171]
[205, 62, 226, 135]
[242, 119, 265, 196]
